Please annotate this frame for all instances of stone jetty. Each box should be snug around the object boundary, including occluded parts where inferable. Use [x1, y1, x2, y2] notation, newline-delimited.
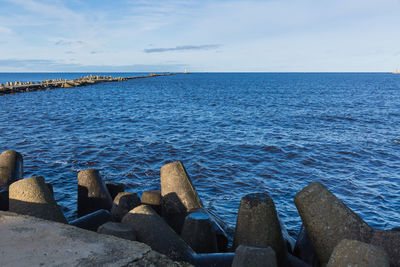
[0, 73, 175, 96]
[0, 149, 399, 267]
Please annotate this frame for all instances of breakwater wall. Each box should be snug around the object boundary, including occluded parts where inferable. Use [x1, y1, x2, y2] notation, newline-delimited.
[0, 73, 175, 96]
[0, 150, 399, 267]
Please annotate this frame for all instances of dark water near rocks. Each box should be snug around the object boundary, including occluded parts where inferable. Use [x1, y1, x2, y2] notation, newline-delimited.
[1, 72, 400, 236]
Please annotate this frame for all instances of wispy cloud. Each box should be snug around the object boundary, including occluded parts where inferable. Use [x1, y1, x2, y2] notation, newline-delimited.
[55, 39, 84, 46]
[0, 26, 12, 34]
[0, 58, 185, 72]
[144, 44, 221, 53]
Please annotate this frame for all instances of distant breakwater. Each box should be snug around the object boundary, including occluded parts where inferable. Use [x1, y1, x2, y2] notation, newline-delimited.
[0, 73, 175, 96]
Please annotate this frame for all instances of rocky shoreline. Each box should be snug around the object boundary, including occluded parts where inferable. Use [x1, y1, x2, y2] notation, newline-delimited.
[0, 73, 175, 96]
[0, 150, 399, 266]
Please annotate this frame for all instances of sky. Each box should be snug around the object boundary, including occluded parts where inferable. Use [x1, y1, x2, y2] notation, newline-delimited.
[0, 0, 399, 72]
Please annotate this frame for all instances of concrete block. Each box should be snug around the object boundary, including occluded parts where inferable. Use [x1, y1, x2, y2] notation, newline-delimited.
[45, 182, 54, 197]
[160, 161, 202, 212]
[327, 239, 389, 267]
[279, 217, 296, 254]
[121, 204, 195, 262]
[193, 253, 235, 267]
[293, 225, 320, 266]
[0, 187, 8, 211]
[181, 211, 218, 253]
[9, 176, 67, 223]
[97, 221, 136, 241]
[234, 193, 285, 263]
[70, 209, 112, 231]
[0, 150, 23, 186]
[141, 190, 161, 206]
[294, 182, 372, 264]
[232, 245, 278, 267]
[142, 189, 162, 214]
[77, 169, 113, 217]
[161, 192, 188, 234]
[106, 182, 125, 200]
[111, 192, 141, 222]
[284, 253, 312, 267]
[189, 208, 228, 252]
[369, 229, 400, 267]
[0, 211, 191, 266]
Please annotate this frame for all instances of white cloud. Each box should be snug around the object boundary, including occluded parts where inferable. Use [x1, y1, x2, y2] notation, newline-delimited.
[0, 26, 12, 34]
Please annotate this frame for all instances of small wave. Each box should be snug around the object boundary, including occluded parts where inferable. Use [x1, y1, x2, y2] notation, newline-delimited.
[322, 115, 356, 122]
[338, 150, 361, 158]
[262, 145, 283, 153]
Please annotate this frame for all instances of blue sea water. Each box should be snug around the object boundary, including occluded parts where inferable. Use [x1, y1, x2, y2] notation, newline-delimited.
[1, 72, 399, 237]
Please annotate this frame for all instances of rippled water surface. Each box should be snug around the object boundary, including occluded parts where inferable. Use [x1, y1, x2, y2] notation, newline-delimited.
[1, 72, 400, 236]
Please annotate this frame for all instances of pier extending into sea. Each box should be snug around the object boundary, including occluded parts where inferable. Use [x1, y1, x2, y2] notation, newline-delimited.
[0, 73, 175, 96]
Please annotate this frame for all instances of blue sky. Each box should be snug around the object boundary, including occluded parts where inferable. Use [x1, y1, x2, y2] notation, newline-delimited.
[0, 0, 399, 72]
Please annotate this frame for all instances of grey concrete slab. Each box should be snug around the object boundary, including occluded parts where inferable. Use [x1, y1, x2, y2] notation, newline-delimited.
[0, 211, 190, 267]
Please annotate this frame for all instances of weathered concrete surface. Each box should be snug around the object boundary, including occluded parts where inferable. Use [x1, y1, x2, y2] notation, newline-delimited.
[190, 208, 229, 252]
[122, 205, 196, 262]
[9, 176, 67, 223]
[232, 245, 278, 267]
[69, 209, 112, 231]
[160, 161, 202, 211]
[77, 169, 113, 217]
[327, 239, 389, 267]
[106, 182, 126, 200]
[111, 192, 141, 222]
[234, 193, 285, 263]
[293, 225, 320, 266]
[0, 187, 8, 210]
[161, 192, 188, 234]
[369, 229, 400, 267]
[98, 221, 136, 241]
[141, 189, 162, 214]
[0, 211, 191, 267]
[294, 182, 372, 264]
[141, 190, 161, 206]
[181, 211, 218, 253]
[0, 150, 23, 186]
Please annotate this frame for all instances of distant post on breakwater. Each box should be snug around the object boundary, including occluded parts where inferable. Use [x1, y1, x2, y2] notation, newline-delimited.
[0, 73, 176, 96]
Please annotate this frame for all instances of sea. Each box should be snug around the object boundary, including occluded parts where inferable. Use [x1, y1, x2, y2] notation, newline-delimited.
[1, 72, 399, 238]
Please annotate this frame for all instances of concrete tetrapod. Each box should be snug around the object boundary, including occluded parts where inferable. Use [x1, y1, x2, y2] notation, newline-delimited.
[161, 192, 188, 234]
[97, 221, 136, 241]
[121, 204, 196, 262]
[160, 161, 202, 212]
[188, 208, 229, 252]
[70, 209, 112, 231]
[105, 182, 125, 200]
[0, 150, 23, 186]
[327, 239, 389, 267]
[181, 211, 218, 253]
[141, 189, 161, 205]
[111, 192, 141, 222]
[293, 225, 320, 266]
[232, 245, 278, 267]
[0, 188, 8, 210]
[9, 176, 67, 223]
[77, 169, 113, 217]
[141, 189, 162, 214]
[160, 161, 228, 250]
[369, 229, 400, 267]
[234, 193, 286, 264]
[294, 182, 373, 264]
